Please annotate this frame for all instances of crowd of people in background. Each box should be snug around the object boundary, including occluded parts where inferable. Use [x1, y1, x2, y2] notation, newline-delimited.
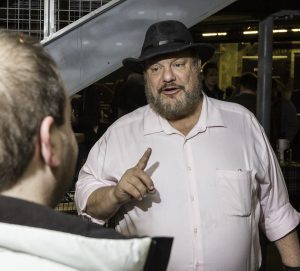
[196, 61, 299, 161]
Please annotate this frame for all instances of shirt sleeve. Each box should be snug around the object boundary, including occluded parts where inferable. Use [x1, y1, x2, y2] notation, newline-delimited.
[74, 131, 117, 225]
[258, 125, 300, 241]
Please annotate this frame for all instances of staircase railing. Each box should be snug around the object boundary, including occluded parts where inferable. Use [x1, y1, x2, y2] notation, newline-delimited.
[0, 0, 114, 40]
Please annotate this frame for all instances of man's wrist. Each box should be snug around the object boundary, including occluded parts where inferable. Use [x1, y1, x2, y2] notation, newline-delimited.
[109, 186, 123, 206]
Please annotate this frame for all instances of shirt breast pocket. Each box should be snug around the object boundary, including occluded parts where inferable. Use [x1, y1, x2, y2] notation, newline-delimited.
[216, 169, 252, 217]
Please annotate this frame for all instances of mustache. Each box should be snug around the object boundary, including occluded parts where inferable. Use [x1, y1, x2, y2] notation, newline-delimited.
[158, 83, 185, 93]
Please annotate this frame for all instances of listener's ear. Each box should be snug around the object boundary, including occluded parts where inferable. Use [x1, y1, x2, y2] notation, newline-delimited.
[40, 116, 61, 168]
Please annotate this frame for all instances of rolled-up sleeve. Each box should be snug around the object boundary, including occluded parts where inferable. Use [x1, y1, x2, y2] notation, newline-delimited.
[74, 133, 117, 225]
[258, 130, 300, 241]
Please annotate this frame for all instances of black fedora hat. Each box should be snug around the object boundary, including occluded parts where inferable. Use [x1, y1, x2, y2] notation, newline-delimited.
[122, 20, 215, 74]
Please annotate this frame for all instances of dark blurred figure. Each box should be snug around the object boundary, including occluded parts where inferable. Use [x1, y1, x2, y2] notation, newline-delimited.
[224, 85, 236, 100]
[71, 86, 101, 149]
[270, 79, 299, 152]
[291, 88, 300, 113]
[228, 72, 257, 115]
[117, 72, 147, 117]
[71, 85, 113, 189]
[289, 88, 300, 161]
[201, 61, 224, 100]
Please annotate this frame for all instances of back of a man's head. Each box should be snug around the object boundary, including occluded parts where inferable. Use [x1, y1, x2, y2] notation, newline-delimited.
[239, 72, 257, 92]
[0, 30, 66, 191]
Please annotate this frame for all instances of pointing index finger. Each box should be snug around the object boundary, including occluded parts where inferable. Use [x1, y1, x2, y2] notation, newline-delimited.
[136, 148, 152, 170]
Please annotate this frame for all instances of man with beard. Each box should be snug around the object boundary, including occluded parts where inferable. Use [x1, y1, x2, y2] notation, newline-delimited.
[75, 20, 300, 271]
[0, 29, 169, 271]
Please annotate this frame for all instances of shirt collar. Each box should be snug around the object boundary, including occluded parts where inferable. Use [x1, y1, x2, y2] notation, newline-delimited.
[143, 106, 180, 135]
[143, 105, 164, 135]
[201, 93, 227, 128]
[143, 93, 226, 136]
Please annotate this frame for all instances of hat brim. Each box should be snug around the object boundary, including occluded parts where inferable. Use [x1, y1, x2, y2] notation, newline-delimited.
[122, 43, 215, 74]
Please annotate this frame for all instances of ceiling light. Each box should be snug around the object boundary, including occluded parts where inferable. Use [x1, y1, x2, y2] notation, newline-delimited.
[202, 33, 217, 37]
[292, 29, 300, 32]
[243, 30, 258, 35]
[273, 29, 288, 33]
[242, 56, 288, 59]
[202, 32, 227, 37]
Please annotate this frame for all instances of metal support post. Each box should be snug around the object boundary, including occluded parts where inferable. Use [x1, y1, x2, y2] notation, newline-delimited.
[256, 15, 274, 138]
[44, 0, 55, 39]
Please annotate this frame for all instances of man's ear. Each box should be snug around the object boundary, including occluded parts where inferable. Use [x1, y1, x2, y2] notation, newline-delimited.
[198, 60, 205, 80]
[40, 116, 61, 167]
[198, 59, 202, 69]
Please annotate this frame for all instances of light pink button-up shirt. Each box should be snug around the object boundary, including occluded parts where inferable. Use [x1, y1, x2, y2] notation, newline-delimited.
[75, 94, 300, 271]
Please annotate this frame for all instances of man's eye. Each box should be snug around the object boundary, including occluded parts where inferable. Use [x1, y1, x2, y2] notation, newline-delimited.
[174, 63, 184, 68]
[150, 66, 161, 72]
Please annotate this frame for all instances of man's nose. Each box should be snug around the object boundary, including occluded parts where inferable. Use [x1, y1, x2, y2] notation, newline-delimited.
[162, 67, 176, 82]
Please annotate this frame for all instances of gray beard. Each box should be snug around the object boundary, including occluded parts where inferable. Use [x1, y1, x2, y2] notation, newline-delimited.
[145, 76, 203, 121]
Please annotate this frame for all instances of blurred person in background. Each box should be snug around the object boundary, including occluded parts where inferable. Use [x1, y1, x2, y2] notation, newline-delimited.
[291, 88, 300, 114]
[228, 72, 257, 115]
[116, 72, 147, 117]
[290, 88, 300, 161]
[224, 85, 236, 100]
[201, 61, 224, 100]
[270, 78, 299, 151]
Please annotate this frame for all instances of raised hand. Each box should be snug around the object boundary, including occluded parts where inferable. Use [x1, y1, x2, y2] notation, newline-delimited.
[113, 148, 155, 204]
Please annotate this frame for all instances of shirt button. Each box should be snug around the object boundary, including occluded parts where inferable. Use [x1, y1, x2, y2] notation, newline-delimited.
[187, 166, 192, 171]
[195, 262, 201, 267]
[190, 195, 194, 202]
[194, 228, 198, 234]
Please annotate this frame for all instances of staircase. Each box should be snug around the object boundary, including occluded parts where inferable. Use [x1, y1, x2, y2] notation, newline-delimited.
[42, 0, 236, 96]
